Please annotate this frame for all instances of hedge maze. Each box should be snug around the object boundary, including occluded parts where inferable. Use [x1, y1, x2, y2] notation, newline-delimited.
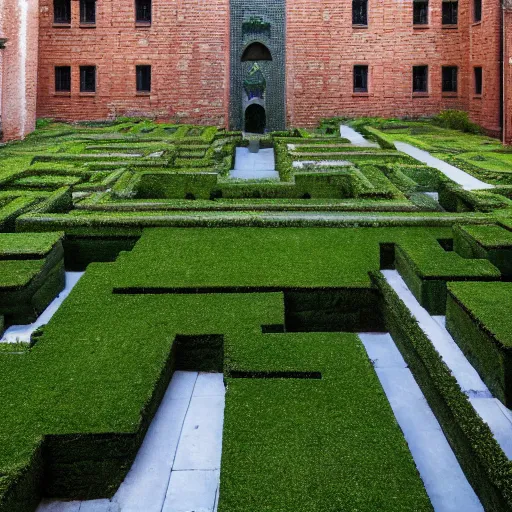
[1, 119, 512, 511]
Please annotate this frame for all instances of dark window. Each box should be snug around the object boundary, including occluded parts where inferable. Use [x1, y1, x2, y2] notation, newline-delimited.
[442, 66, 458, 93]
[413, 66, 428, 92]
[353, 65, 369, 93]
[352, 0, 368, 25]
[136, 65, 151, 92]
[80, 66, 96, 92]
[54, 0, 71, 24]
[474, 67, 483, 95]
[413, 0, 428, 25]
[442, 1, 458, 25]
[55, 66, 71, 92]
[80, 0, 96, 24]
[474, 0, 482, 22]
[136, 0, 151, 23]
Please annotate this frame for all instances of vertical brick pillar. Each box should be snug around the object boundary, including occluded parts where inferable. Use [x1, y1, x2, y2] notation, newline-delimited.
[0, 0, 39, 141]
[503, 9, 512, 144]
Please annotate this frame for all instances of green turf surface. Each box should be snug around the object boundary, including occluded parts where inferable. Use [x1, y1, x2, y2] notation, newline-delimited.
[0, 260, 46, 288]
[220, 332, 432, 511]
[455, 224, 512, 248]
[0, 232, 63, 258]
[114, 227, 453, 289]
[447, 282, 512, 348]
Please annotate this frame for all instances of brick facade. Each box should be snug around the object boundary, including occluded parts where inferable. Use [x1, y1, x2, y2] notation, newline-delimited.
[1, 1, 512, 141]
[36, 0, 230, 125]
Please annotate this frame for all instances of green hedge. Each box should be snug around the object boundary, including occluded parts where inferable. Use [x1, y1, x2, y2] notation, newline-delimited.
[372, 271, 512, 512]
[0, 256, 283, 510]
[439, 182, 512, 213]
[0, 232, 63, 259]
[453, 224, 512, 277]
[446, 282, 512, 407]
[394, 238, 500, 314]
[0, 241, 65, 326]
[137, 172, 218, 200]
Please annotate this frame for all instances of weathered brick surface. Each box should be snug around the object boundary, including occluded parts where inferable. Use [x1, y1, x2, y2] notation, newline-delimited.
[36, 0, 230, 125]
[0, 1, 509, 140]
[0, 0, 39, 141]
[286, 0, 503, 138]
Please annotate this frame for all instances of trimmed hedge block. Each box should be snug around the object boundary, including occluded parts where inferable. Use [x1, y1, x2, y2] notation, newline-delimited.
[446, 282, 512, 407]
[395, 239, 501, 315]
[454, 224, 512, 277]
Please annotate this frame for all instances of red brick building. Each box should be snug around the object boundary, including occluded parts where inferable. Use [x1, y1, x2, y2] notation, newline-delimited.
[1, 0, 512, 141]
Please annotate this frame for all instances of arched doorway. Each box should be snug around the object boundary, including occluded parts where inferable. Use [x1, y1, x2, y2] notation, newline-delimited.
[245, 104, 266, 133]
[241, 42, 272, 62]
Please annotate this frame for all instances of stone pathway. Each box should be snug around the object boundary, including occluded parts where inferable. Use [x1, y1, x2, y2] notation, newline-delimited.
[339, 125, 379, 147]
[1, 272, 84, 344]
[383, 270, 512, 459]
[37, 372, 225, 512]
[360, 332, 483, 512]
[394, 142, 494, 191]
[229, 147, 279, 180]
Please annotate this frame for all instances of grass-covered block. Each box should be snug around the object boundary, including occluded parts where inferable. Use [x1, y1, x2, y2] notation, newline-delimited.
[220, 332, 432, 511]
[446, 282, 512, 407]
[0, 233, 65, 326]
[395, 238, 501, 315]
[453, 224, 512, 277]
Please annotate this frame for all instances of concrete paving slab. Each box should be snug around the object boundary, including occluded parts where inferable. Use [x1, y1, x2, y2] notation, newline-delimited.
[193, 373, 226, 397]
[229, 147, 277, 181]
[359, 332, 407, 369]
[292, 160, 352, 168]
[162, 470, 219, 512]
[370, 352, 483, 511]
[470, 398, 512, 459]
[173, 395, 225, 471]
[166, 371, 198, 400]
[394, 142, 494, 191]
[339, 125, 379, 147]
[113, 392, 192, 512]
[37, 501, 81, 512]
[382, 270, 490, 397]
[79, 500, 119, 512]
[2, 272, 85, 344]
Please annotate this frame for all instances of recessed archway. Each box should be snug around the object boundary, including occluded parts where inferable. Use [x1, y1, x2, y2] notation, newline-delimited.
[241, 42, 272, 62]
[244, 104, 266, 133]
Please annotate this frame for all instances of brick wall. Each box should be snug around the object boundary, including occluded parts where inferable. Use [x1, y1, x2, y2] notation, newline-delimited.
[37, 0, 230, 125]
[31, 0, 512, 139]
[0, 0, 39, 141]
[286, 0, 502, 137]
[504, 9, 512, 144]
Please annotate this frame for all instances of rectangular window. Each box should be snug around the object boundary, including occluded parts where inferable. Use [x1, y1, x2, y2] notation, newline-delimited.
[54, 0, 71, 24]
[474, 0, 482, 23]
[474, 67, 483, 95]
[55, 66, 71, 92]
[442, 0, 458, 25]
[136, 65, 151, 92]
[413, 0, 428, 25]
[80, 0, 96, 24]
[80, 66, 96, 93]
[413, 66, 428, 93]
[352, 0, 368, 26]
[353, 65, 369, 93]
[442, 66, 458, 93]
[135, 0, 151, 23]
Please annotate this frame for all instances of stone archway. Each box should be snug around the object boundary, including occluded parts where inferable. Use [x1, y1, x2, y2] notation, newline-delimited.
[244, 104, 266, 133]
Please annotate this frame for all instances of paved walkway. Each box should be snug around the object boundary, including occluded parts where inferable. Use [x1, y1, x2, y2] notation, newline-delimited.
[339, 125, 379, 147]
[360, 332, 483, 512]
[229, 147, 279, 180]
[1, 272, 84, 344]
[38, 372, 225, 512]
[394, 142, 494, 191]
[383, 270, 512, 459]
